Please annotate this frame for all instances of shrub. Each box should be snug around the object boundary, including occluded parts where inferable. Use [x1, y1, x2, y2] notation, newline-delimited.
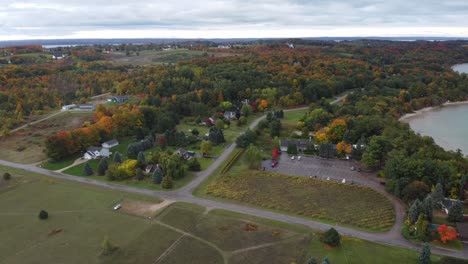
[162, 176, 173, 189]
[38, 210, 48, 220]
[83, 162, 93, 176]
[3, 172, 11, 181]
[135, 168, 144, 181]
[101, 236, 118, 256]
[188, 158, 201, 171]
[322, 228, 341, 247]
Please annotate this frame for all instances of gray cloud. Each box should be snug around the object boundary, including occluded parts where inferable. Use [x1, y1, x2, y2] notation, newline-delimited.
[0, 0, 467, 39]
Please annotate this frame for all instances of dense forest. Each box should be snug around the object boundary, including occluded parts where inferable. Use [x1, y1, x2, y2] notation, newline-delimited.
[2, 39, 468, 200]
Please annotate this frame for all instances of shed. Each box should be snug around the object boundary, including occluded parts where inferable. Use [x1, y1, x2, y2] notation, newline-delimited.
[102, 139, 119, 149]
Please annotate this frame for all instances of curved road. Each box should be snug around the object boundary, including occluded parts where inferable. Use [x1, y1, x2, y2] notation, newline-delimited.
[1, 93, 467, 259]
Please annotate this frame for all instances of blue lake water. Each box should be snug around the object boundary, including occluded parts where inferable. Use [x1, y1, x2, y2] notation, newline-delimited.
[406, 104, 468, 155]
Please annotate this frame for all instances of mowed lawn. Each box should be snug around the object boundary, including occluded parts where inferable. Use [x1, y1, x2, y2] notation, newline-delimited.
[206, 169, 395, 232]
[0, 111, 92, 164]
[0, 166, 459, 264]
[0, 166, 161, 264]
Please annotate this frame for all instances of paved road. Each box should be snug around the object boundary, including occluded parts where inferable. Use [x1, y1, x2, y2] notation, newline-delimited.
[1, 93, 467, 259]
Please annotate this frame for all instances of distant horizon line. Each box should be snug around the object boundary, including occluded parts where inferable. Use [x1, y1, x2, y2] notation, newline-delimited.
[1, 36, 467, 47]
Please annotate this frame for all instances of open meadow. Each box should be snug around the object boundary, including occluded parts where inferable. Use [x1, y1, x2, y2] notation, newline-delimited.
[108, 49, 239, 66]
[0, 112, 92, 164]
[0, 165, 462, 264]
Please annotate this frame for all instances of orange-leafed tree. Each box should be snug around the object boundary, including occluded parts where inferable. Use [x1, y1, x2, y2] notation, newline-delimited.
[336, 141, 352, 155]
[437, 224, 457, 243]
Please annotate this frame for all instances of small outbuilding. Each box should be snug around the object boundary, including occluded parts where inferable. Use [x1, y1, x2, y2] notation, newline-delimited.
[102, 139, 119, 149]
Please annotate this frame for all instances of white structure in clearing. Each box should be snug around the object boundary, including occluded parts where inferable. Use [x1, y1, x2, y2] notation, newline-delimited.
[84, 147, 110, 160]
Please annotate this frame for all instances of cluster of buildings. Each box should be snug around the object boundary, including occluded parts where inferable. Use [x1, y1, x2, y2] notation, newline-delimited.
[83, 139, 119, 160]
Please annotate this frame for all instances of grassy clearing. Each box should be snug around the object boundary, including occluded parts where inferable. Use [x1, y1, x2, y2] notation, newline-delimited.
[0, 166, 461, 263]
[206, 168, 395, 232]
[0, 111, 92, 164]
[109, 49, 240, 66]
[0, 165, 160, 264]
[39, 153, 81, 170]
[282, 109, 308, 127]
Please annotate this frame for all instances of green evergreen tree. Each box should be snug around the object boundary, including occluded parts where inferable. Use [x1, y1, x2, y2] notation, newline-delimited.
[307, 257, 318, 264]
[287, 142, 298, 155]
[448, 201, 464, 223]
[422, 195, 433, 222]
[137, 151, 146, 169]
[97, 158, 108, 176]
[161, 175, 173, 189]
[418, 243, 431, 264]
[322, 228, 341, 247]
[83, 162, 93, 176]
[38, 210, 48, 220]
[432, 183, 444, 209]
[135, 168, 144, 181]
[321, 257, 331, 264]
[408, 199, 423, 224]
[113, 152, 122, 163]
[152, 166, 163, 184]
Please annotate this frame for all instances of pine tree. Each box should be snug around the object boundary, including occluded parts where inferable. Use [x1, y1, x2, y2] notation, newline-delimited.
[113, 152, 122, 163]
[408, 199, 423, 224]
[418, 243, 431, 264]
[137, 151, 146, 169]
[97, 158, 108, 176]
[152, 165, 163, 184]
[432, 183, 444, 209]
[135, 168, 144, 181]
[321, 257, 331, 264]
[448, 201, 464, 223]
[307, 257, 318, 264]
[161, 176, 173, 189]
[422, 195, 433, 222]
[322, 228, 341, 247]
[83, 162, 93, 176]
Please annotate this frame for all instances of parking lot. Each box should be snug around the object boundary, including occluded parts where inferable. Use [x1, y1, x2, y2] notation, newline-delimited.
[261, 154, 380, 188]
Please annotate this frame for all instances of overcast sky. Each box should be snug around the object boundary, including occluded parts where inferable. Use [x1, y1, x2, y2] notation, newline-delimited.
[1, 0, 467, 40]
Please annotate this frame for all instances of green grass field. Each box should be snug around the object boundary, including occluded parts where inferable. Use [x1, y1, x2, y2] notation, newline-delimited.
[0, 165, 464, 264]
[282, 109, 308, 127]
[0, 166, 161, 264]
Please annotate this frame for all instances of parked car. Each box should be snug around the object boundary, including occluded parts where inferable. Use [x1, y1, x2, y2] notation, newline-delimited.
[291, 156, 295, 160]
[271, 160, 278, 167]
[113, 204, 121, 210]
[297, 156, 302, 161]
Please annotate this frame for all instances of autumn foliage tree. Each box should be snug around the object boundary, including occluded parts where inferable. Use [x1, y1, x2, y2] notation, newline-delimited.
[437, 224, 457, 243]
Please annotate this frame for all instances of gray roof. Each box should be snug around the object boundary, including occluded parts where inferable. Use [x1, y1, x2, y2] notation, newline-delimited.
[104, 139, 119, 146]
[280, 139, 313, 147]
[87, 146, 102, 152]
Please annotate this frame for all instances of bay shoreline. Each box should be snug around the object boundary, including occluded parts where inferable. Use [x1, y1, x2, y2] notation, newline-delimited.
[399, 100, 468, 122]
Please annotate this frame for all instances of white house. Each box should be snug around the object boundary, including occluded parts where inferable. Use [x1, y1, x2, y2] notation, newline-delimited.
[102, 139, 119, 149]
[84, 146, 110, 160]
[224, 111, 237, 120]
[52, 54, 66, 60]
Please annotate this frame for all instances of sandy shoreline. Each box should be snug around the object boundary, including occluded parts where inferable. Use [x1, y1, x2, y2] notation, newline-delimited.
[399, 100, 468, 122]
